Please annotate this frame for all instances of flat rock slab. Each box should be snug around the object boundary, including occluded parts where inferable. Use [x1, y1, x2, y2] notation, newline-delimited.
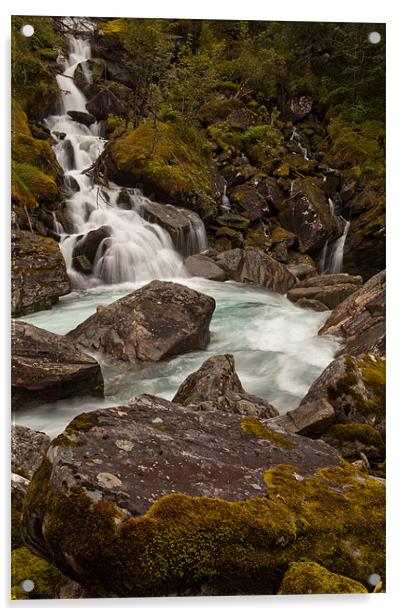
[67, 280, 215, 363]
[319, 270, 385, 356]
[266, 399, 335, 437]
[184, 254, 227, 281]
[288, 283, 360, 310]
[38, 394, 340, 517]
[12, 321, 104, 411]
[11, 231, 71, 317]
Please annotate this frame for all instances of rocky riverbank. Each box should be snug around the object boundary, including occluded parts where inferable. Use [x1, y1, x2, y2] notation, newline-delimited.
[11, 17, 385, 599]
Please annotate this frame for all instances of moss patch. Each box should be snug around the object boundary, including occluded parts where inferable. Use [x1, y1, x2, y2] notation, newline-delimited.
[328, 423, 384, 449]
[12, 162, 58, 210]
[241, 417, 296, 450]
[278, 561, 368, 594]
[23, 457, 384, 596]
[11, 547, 66, 600]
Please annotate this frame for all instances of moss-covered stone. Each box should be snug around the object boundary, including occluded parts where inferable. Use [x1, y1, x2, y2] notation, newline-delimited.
[11, 547, 67, 600]
[278, 561, 368, 594]
[241, 417, 296, 450]
[106, 119, 216, 218]
[23, 457, 384, 597]
[12, 162, 58, 210]
[12, 132, 63, 182]
[327, 423, 384, 449]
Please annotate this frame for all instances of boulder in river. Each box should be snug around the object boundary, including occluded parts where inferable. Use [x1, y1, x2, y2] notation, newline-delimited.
[67, 110, 97, 127]
[12, 321, 104, 410]
[319, 270, 385, 356]
[279, 179, 343, 253]
[72, 225, 112, 272]
[214, 247, 296, 293]
[184, 254, 227, 281]
[67, 280, 216, 363]
[22, 394, 384, 596]
[11, 231, 71, 317]
[173, 354, 278, 418]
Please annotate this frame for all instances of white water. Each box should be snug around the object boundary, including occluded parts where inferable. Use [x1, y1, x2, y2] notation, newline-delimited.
[14, 35, 341, 437]
[47, 36, 206, 288]
[18, 279, 339, 437]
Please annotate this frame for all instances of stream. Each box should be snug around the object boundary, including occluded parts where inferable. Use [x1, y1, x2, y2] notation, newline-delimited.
[15, 34, 340, 437]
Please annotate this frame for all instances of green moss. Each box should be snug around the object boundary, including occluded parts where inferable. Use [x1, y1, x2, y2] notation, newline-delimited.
[198, 97, 240, 125]
[23, 459, 384, 596]
[278, 561, 368, 594]
[12, 99, 30, 135]
[207, 121, 242, 154]
[11, 547, 66, 600]
[12, 497, 23, 550]
[12, 162, 58, 209]
[109, 119, 214, 210]
[328, 423, 384, 449]
[327, 355, 385, 420]
[66, 412, 99, 434]
[12, 132, 62, 181]
[239, 124, 285, 168]
[241, 417, 296, 450]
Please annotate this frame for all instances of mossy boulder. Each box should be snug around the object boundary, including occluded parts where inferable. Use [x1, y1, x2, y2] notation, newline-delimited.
[21, 395, 385, 597]
[301, 353, 385, 439]
[11, 547, 67, 600]
[278, 561, 368, 594]
[11, 230, 71, 317]
[104, 120, 217, 220]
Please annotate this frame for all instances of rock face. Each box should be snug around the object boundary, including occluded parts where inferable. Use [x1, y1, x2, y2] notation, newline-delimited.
[11, 425, 50, 479]
[86, 81, 133, 121]
[22, 395, 385, 597]
[319, 270, 385, 356]
[343, 203, 385, 281]
[67, 281, 216, 363]
[300, 353, 385, 438]
[214, 248, 296, 293]
[287, 273, 362, 310]
[11, 231, 71, 317]
[229, 184, 269, 221]
[173, 354, 278, 418]
[184, 254, 227, 281]
[279, 180, 343, 253]
[12, 321, 104, 410]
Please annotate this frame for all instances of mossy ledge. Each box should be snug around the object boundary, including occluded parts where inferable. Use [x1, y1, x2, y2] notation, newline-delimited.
[241, 417, 296, 450]
[278, 561, 368, 594]
[22, 458, 384, 597]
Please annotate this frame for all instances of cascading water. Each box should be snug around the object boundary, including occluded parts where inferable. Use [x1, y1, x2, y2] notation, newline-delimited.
[14, 33, 341, 437]
[319, 196, 350, 274]
[47, 36, 207, 288]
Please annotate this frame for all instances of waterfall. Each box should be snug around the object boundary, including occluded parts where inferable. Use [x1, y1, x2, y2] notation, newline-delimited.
[318, 197, 350, 274]
[221, 182, 231, 211]
[47, 36, 207, 288]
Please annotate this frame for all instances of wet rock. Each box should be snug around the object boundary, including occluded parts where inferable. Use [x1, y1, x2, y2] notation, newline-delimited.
[295, 298, 329, 312]
[184, 254, 227, 281]
[279, 180, 343, 253]
[67, 281, 216, 363]
[67, 110, 97, 127]
[73, 58, 107, 98]
[72, 225, 112, 270]
[138, 199, 206, 257]
[12, 321, 104, 411]
[22, 397, 386, 596]
[229, 184, 269, 221]
[173, 354, 278, 418]
[319, 270, 385, 356]
[300, 353, 385, 438]
[266, 399, 335, 437]
[11, 230, 71, 317]
[343, 203, 385, 281]
[215, 248, 296, 293]
[256, 176, 285, 210]
[221, 163, 257, 187]
[321, 423, 385, 468]
[278, 561, 368, 594]
[215, 212, 250, 229]
[12, 425, 50, 479]
[86, 81, 133, 121]
[72, 254, 92, 274]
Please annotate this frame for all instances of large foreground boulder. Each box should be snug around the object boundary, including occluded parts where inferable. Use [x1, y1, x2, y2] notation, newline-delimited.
[214, 248, 296, 293]
[173, 354, 278, 418]
[11, 231, 71, 317]
[22, 395, 384, 596]
[12, 321, 104, 410]
[67, 281, 215, 363]
[287, 273, 363, 310]
[319, 270, 385, 356]
[279, 180, 343, 253]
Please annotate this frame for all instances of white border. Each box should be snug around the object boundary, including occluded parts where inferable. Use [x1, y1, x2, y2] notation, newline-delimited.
[1, 1, 401, 614]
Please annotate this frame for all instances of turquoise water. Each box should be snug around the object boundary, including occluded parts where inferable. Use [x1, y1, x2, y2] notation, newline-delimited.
[16, 277, 339, 437]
